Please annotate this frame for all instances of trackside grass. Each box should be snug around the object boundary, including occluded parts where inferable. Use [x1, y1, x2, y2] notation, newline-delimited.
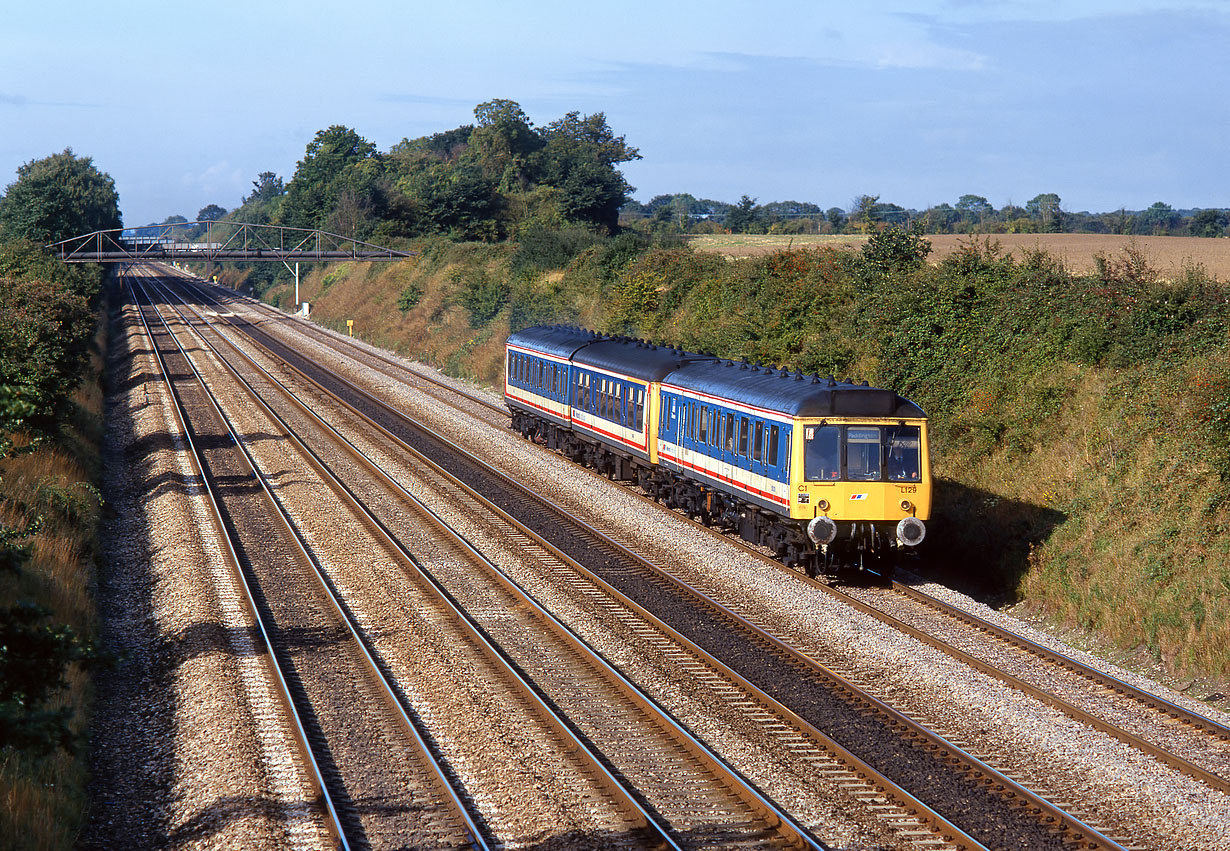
[0, 314, 106, 851]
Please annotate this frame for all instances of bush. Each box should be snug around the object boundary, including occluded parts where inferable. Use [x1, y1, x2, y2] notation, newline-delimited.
[397, 280, 424, 311]
[509, 223, 601, 275]
[456, 268, 509, 326]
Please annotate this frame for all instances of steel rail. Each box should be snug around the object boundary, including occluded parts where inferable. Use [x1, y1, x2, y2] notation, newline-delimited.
[500, 405, 1230, 797]
[150, 269, 818, 850]
[130, 271, 488, 851]
[152, 267, 1129, 851]
[122, 270, 349, 851]
[185, 295, 983, 850]
[191, 254, 1230, 766]
[170, 269, 506, 417]
[888, 581, 1230, 742]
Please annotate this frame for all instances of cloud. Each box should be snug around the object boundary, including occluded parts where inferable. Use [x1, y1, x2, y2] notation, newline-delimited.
[179, 161, 245, 201]
[0, 92, 98, 108]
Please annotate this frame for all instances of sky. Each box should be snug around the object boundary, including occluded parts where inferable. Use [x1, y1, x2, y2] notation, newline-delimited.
[3, 1, 1228, 227]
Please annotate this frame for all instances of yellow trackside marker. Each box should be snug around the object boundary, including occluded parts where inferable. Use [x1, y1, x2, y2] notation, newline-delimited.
[347, 319, 354, 337]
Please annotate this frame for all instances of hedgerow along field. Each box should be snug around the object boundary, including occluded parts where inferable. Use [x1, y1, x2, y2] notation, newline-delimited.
[692, 232, 1230, 279]
[250, 229, 1230, 697]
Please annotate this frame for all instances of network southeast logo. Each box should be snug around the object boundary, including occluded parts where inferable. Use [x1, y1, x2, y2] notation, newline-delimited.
[849, 494, 867, 501]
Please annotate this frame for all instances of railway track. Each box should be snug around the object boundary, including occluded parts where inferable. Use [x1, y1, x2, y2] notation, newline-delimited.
[150, 272, 992, 851]
[129, 270, 484, 849]
[195, 269, 1230, 803]
[146, 266, 1135, 851]
[139, 268, 826, 850]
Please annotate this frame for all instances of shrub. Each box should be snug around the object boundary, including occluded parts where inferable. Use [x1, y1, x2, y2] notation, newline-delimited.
[397, 280, 425, 312]
[456, 268, 509, 326]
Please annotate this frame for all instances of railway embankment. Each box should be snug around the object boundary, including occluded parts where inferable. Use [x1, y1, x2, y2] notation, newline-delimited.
[240, 230, 1230, 699]
[0, 246, 108, 850]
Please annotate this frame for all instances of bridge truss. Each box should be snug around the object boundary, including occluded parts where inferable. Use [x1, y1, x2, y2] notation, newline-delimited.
[48, 221, 414, 264]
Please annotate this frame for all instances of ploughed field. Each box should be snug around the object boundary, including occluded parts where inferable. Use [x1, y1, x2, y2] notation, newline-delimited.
[690, 232, 1230, 277]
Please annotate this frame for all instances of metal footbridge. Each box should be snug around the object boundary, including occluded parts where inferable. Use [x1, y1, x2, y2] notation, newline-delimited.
[48, 221, 414, 264]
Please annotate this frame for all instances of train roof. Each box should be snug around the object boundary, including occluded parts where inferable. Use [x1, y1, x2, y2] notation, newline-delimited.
[663, 359, 926, 419]
[506, 325, 602, 359]
[505, 325, 925, 418]
[572, 337, 716, 382]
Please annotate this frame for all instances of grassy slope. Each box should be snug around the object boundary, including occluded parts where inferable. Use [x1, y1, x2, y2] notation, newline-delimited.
[0, 309, 106, 851]
[238, 237, 1230, 693]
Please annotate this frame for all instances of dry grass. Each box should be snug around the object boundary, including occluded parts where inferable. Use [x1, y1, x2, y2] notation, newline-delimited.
[691, 232, 1230, 279]
[0, 317, 106, 851]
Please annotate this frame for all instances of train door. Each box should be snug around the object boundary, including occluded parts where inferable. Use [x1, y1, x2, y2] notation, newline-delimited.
[748, 419, 769, 483]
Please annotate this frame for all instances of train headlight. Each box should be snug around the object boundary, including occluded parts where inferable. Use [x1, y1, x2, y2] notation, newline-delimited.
[816, 499, 830, 512]
[900, 499, 913, 512]
[807, 516, 838, 546]
[896, 517, 926, 547]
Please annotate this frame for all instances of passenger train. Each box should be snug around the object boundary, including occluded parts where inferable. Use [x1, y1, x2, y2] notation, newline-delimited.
[505, 325, 931, 578]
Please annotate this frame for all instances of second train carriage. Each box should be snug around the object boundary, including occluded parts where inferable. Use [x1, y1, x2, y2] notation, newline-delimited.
[505, 326, 931, 578]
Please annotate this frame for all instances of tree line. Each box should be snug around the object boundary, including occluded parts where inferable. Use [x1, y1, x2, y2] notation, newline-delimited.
[152, 99, 642, 246]
[624, 192, 1230, 238]
[0, 150, 116, 758]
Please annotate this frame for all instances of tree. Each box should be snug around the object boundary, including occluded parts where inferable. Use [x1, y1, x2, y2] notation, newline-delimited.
[537, 110, 641, 231]
[196, 204, 227, 222]
[1026, 193, 1063, 231]
[1137, 201, 1180, 235]
[925, 203, 958, 233]
[725, 195, 759, 233]
[955, 194, 993, 224]
[0, 149, 122, 244]
[281, 126, 377, 229]
[851, 194, 880, 233]
[467, 99, 543, 190]
[825, 207, 846, 231]
[246, 172, 284, 206]
[1190, 209, 1228, 238]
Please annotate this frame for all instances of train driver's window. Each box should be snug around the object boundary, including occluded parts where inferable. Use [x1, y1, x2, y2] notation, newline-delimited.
[885, 425, 921, 481]
[803, 425, 841, 481]
[846, 426, 882, 481]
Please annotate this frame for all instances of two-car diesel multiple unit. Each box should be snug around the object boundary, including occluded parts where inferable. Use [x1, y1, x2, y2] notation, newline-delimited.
[505, 325, 931, 578]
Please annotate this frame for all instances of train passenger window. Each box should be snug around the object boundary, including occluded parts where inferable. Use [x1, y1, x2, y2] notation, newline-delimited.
[739, 418, 749, 456]
[846, 426, 882, 481]
[768, 425, 780, 466]
[725, 414, 734, 451]
[803, 425, 841, 481]
[885, 425, 921, 481]
[753, 422, 764, 461]
[698, 407, 708, 444]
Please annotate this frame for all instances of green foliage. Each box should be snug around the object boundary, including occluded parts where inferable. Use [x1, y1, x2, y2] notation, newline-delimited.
[455, 268, 509, 326]
[0, 149, 122, 245]
[725, 195, 759, 234]
[859, 223, 932, 276]
[397, 280, 425, 312]
[0, 599, 101, 754]
[509, 223, 602, 275]
[0, 257, 96, 433]
[281, 125, 378, 230]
